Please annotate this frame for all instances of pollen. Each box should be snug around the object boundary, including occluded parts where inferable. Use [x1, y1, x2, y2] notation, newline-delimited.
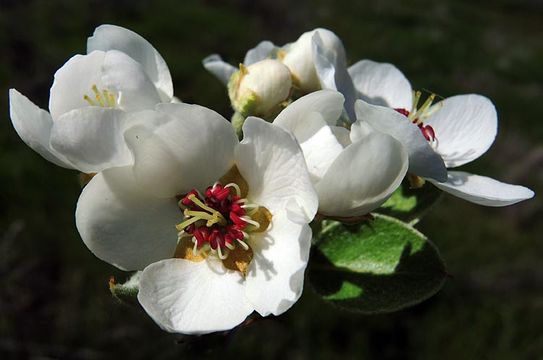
[83, 84, 117, 108]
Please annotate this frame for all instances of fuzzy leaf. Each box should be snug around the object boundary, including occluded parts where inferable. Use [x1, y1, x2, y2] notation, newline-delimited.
[309, 214, 446, 313]
[377, 180, 442, 225]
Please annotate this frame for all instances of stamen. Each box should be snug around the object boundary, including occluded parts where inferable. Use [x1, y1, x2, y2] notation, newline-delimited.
[83, 84, 117, 108]
[192, 237, 199, 255]
[175, 180, 269, 268]
[217, 245, 228, 260]
[92, 85, 104, 106]
[241, 216, 260, 229]
[237, 239, 249, 251]
[225, 183, 241, 196]
[83, 95, 96, 106]
[177, 230, 191, 241]
[241, 203, 259, 209]
[106, 91, 116, 107]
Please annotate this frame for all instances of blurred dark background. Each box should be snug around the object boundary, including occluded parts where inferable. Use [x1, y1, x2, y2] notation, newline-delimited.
[1, 0, 542, 359]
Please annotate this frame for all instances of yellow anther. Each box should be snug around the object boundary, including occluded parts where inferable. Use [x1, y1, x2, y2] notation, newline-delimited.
[107, 92, 116, 107]
[83, 84, 117, 108]
[83, 95, 96, 106]
[91, 84, 104, 106]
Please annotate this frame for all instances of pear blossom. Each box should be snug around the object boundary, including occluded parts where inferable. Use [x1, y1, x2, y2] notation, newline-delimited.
[9, 24, 174, 173]
[75, 102, 318, 334]
[203, 28, 358, 118]
[282, 28, 359, 121]
[228, 59, 292, 117]
[273, 90, 408, 218]
[279, 28, 346, 93]
[350, 60, 534, 206]
[203, 40, 277, 85]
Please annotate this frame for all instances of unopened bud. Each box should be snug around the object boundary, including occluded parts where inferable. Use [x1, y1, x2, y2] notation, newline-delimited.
[280, 28, 346, 93]
[228, 59, 292, 118]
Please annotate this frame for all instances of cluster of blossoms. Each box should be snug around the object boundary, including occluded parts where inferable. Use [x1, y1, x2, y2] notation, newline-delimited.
[10, 25, 534, 335]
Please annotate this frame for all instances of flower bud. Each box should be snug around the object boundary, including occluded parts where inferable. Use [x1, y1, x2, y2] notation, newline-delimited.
[228, 59, 292, 118]
[280, 28, 346, 93]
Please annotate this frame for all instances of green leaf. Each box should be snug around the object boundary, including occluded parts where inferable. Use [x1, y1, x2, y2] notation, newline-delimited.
[309, 214, 446, 314]
[377, 180, 442, 225]
[109, 272, 141, 307]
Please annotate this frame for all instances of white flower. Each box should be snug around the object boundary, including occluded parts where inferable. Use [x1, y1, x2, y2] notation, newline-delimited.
[350, 60, 534, 206]
[9, 24, 174, 173]
[203, 41, 277, 85]
[279, 28, 346, 94]
[273, 90, 408, 218]
[75, 103, 318, 334]
[228, 59, 292, 117]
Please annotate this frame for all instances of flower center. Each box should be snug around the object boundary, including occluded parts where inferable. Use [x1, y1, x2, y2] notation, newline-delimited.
[395, 91, 440, 143]
[175, 181, 270, 263]
[83, 84, 117, 108]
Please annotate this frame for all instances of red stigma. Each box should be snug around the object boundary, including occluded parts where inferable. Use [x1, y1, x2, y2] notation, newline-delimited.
[420, 124, 436, 142]
[394, 108, 437, 142]
[394, 108, 410, 117]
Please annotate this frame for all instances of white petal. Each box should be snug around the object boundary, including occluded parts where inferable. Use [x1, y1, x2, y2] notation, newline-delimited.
[49, 51, 161, 120]
[49, 51, 105, 121]
[202, 54, 237, 86]
[87, 24, 173, 101]
[243, 40, 276, 65]
[280, 112, 346, 182]
[312, 32, 357, 120]
[50, 107, 133, 173]
[76, 166, 180, 271]
[429, 171, 534, 207]
[348, 59, 413, 109]
[349, 118, 374, 142]
[315, 131, 408, 217]
[354, 99, 447, 182]
[9, 89, 74, 168]
[125, 103, 237, 198]
[101, 50, 162, 111]
[236, 117, 318, 222]
[273, 90, 344, 128]
[245, 212, 311, 316]
[330, 125, 351, 147]
[425, 94, 497, 167]
[138, 258, 253, 335]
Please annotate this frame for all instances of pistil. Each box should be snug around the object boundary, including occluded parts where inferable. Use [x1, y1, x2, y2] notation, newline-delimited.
[395, 91, 440, 143]
[175, 182, 269, 261]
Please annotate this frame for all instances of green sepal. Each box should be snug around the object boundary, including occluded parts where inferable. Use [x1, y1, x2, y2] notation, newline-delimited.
[227, 67, 259, 117]
[109, 272, 141, 307]
[231, 112, 245, 139]
[309, 214, 447, 314]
